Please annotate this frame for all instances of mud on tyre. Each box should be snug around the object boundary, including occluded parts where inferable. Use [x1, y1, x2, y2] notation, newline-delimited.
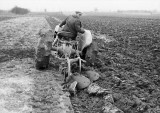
[35, 47, 50, 70]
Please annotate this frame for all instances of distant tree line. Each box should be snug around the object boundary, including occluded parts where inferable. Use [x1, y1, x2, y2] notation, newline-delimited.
[10, 6, 30, 15]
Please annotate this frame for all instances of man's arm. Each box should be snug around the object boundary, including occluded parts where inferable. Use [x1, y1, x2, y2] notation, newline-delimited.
[59, 17, 68, 27]
[75, 20, 85, 34]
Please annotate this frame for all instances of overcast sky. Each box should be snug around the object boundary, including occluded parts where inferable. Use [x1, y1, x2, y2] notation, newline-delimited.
[1, 0, 160, 12]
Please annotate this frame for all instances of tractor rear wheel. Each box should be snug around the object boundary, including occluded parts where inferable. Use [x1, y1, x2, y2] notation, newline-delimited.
[35, 55, 50, 70]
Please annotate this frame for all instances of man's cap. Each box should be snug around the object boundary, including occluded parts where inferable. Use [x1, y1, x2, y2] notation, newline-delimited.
[75, 11, 83, 15]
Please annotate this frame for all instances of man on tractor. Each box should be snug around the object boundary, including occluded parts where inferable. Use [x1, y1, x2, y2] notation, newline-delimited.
[56, 11, 93, 60]
[58, 11, 85, 41]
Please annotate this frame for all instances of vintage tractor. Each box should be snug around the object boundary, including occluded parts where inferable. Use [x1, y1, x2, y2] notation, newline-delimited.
[35, 25, 110, 95]
[35, 25, 93, 83]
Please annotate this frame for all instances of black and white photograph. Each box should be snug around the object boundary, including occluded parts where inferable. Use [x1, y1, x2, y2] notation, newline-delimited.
[0, 0, 160, 113]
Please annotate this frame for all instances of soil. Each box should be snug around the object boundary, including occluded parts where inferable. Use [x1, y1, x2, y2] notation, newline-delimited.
[0, 17, 73, 113]
[1, 14, 160, 113]
[0, 59, 33, 113]
[47, 16, 160, 113]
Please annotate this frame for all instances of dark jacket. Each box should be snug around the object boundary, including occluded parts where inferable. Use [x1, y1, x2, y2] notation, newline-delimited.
[59, 15, 85, 40]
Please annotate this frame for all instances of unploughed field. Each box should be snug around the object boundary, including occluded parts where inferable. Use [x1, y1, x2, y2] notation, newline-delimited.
[1, 13, 160, 113]
[0, 15, 73, 113]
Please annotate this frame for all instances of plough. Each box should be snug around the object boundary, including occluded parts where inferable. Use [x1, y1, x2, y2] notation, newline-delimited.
[51, 35, 86, 82]
[35, 25, 93, 84]
[49, 25, 93, 82]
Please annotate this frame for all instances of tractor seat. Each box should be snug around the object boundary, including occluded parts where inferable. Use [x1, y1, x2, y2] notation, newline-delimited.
[58, 31, 75, 41]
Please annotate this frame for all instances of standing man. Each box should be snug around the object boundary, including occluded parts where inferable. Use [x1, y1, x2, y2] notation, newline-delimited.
[59, 11, 85, 40]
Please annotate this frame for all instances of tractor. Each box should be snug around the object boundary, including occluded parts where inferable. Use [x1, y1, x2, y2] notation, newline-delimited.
[35, 25, 93, 83]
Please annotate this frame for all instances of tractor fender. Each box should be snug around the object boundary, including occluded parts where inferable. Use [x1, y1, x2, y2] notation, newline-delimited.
[78, 29, 93, 52]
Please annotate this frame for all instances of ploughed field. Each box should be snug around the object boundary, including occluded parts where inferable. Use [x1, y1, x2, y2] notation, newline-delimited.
[52, 15, 160, 113]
